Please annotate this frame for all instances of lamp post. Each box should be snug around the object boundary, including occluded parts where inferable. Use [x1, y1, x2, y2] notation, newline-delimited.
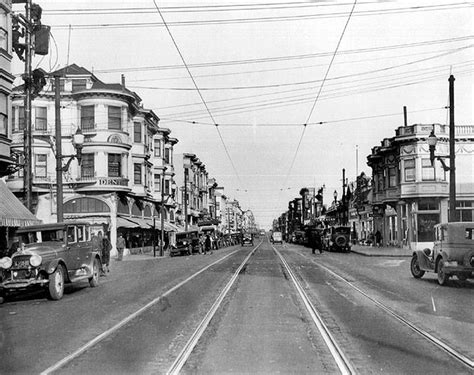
[160, 166, 167, 257]
[428, 75, 456, 222]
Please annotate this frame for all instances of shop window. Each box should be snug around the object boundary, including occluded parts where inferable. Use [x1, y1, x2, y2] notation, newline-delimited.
[134, 122, 141, 143]
[388, 167, 397, 187]
[418, 200, 438, 211]
[422, 158, 435, 181]
[154, 139, 161, 157]
[108, 153, 121, 177]
[34, 154, 47, 178]
[35, 107, 47, 131]
[134, 163, 142, 184]
[404, 159, 415, 182]
[81, 105, 95, 131]
[64, 197, 110, 213]
[81, 153, 95, 178]
[454, 201, 473, 222]
[72, 79, 87, 92]
[417, 213, 438, 242]
[108, 106, 122, 130]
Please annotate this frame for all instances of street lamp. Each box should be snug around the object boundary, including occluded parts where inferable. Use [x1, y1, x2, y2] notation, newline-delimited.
[333, 190, 338, 204]
[56, 127, 84, 223]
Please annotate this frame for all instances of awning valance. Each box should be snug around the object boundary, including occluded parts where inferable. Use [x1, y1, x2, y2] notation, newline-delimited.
[117, 217, 139, 229]
[0, 181, 41, 227]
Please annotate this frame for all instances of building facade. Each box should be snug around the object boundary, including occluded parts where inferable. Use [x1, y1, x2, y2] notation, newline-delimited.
[367, 123, 474, 250]
[8, 64, 178, 255]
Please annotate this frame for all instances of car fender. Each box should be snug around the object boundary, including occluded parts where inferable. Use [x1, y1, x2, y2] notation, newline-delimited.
[45, 259, 66, 275]
[413, 250, 434, 271]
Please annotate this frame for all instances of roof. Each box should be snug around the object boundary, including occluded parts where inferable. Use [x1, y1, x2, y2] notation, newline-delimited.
[0, 181, 42, 227]
[50, 63, 94, 77]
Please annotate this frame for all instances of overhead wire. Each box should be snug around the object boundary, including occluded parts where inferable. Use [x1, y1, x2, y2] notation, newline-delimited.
[151, 0, 242, 186]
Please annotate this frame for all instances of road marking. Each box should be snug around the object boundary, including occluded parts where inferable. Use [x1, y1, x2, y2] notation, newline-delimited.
[274, 246, 355, 375]
[40, 249, 245, 375]
[167, 243, 261, 375]
[431, 295, 437, 312]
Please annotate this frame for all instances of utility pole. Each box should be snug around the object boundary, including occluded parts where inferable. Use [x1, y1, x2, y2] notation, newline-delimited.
[448, 75, 456, 222]
[160, 166, 167, 256]
[184, 167, 188, 232]
[23, 0, 33, 212]
[54, 75, 63, 222]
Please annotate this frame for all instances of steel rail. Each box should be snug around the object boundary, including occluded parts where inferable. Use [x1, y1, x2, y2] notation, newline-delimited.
[300, 252, 474, 370]
[167, 243, 261, 375]
[40, 249, 243, 375]
[273, 246, 355, 375]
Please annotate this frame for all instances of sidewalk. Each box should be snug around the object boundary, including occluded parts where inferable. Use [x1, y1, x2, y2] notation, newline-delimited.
[350, 244, 412, 257]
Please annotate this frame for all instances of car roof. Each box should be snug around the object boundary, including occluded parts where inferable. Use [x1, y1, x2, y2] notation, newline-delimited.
[16, 221, 90, 233]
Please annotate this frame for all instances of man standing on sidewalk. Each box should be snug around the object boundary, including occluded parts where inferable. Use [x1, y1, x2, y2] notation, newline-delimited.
[116, 234, 126, 261]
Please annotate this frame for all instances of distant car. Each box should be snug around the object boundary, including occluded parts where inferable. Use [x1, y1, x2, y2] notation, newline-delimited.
[170, 231, 197, 257]
[322, 226, 351, 252]
[241, 234, 254, 247]
[410, 222, 474, 285]
[0, 222, 101, 302]
[271, 231, 283, 244]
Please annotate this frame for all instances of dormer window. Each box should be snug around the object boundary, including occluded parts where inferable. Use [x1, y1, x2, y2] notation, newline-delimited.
[72, 79, 87, 92]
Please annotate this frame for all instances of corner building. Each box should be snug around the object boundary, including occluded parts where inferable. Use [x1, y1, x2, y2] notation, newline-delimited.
[8, 64, 178, 255]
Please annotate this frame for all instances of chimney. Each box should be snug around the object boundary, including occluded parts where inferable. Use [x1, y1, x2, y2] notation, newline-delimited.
[121, 74, 126, 87]
[403, 106, 407, 127]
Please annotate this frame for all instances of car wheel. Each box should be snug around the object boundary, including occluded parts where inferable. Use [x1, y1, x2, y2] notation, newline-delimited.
[410, 255, 425, 279]
[437, 259, 449, 286]
[48, 265, 65, 300]
[89, 258, 100, 288]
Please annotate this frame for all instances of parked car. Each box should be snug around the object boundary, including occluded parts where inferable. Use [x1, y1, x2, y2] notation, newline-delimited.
[170, 231, 199, 256]
[0, 222, 101, 302]
[241, 234, 254, 247]
[322, 226, 351, 252]
[271, 231, 283, 244]
[410, 222, 474, 285]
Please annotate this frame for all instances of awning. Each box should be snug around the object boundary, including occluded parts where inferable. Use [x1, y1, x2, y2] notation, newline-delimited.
[117, 217, 140, 229]
[0, 181, 41, 227]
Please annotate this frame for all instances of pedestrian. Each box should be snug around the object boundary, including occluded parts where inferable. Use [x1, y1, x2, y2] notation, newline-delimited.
[375, 230, 382, 247]
[204, 234, 211, 254]
[102, 232, 112, 274]
[116, 234, 126, 261]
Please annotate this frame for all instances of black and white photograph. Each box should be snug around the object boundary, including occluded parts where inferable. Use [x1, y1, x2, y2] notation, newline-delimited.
[0, 0, 473, 374]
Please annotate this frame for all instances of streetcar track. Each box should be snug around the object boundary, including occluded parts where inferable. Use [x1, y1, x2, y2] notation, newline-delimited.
[39, 248, 245, 375]
[291, 249, 474, 370]
[166, 242, 262, 375]
[272, 246, 355, 375]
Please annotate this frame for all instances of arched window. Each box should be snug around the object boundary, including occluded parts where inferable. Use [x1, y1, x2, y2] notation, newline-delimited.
[117, 200, 129, 215]
[170, 210, 174, 221]
[132, 202, 142, 217]
[64, 197, 110, 214]
[144, 205, 152, 218]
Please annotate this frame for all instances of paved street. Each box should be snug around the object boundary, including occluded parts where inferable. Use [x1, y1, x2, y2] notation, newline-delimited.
[1, 238, 472, 374]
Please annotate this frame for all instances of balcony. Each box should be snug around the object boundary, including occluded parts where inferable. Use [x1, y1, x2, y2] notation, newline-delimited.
[400, 181, 449, 199]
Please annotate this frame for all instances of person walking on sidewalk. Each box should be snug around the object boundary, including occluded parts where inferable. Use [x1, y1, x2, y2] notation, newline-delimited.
[102, 232, 112, 274]
[375, 230, 382, 247]
[204, 234, 211, 254]
[116, 234, 126, 261]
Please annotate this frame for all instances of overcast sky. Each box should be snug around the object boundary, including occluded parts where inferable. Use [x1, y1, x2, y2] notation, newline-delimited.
[13, 0, 474, 228]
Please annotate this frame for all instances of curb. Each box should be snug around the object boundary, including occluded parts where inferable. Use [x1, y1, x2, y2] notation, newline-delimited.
[350, 250, 411, 258]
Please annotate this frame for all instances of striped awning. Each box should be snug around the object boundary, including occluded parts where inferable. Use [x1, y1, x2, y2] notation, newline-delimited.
[0, 181, 41, 227]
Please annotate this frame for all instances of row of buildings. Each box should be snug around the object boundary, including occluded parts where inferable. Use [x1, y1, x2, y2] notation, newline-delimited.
[0, 1, 256, 255]
[274, 124, 474, 251]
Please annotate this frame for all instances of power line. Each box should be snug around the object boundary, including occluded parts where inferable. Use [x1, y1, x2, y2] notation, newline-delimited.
[151, 0, 241, 186]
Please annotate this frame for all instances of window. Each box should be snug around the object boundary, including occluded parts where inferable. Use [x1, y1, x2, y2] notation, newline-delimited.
[0, 112, 6, 135]
[72, 79, 87, 92]
[81, 153, 95, 178]
[455, 201, 473, 222]
[35, 107, 47, 131]
[64, 197, 110, 213]
[377, 172, 384, 192]
[134, 163, 142, 184]
[11, 106, 15, 132]
[154, 139, 161, 157]
[165, 179, 170, 195]
[404, 159, 415, 182]
[67, 226, 76, 243]
[18, 106, 25, 131]
[418, 200, 438, 211]
[0, 28, 7, 51]
[52, 79, 65, 92]
[422, 158, 435, 181]
[134, 122, 142, 143]
[164, 148, 170, 164]
[154, 174, 161, 192]
[108, 106, 122, 130]
[34, 154, 47, 178]
[417, 213, 438, 242]
[388, 167, 397, 187]
[81, 105, 95, 130]
[108, 153, 121, 177]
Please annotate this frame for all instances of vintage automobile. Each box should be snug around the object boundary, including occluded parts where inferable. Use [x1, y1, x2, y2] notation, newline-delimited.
[271, 231, 283, 244]
[170, 231, 199, 256]
[410, 222, 474, 285]
[0, 222, 102, 302]
[322, 226, 351, 252]
[241, 234, 254, 247]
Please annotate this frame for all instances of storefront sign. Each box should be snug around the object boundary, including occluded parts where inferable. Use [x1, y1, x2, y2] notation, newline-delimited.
[98, 178, 128, 186]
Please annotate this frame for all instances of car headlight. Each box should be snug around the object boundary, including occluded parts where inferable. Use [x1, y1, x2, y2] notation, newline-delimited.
[0, 257, 12, 269]
[30, 254, 42, 267]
